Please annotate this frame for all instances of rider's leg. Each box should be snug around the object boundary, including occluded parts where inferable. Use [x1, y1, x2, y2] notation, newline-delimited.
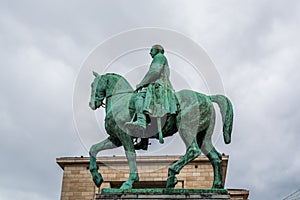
[126, 91, 147, 130]
[129, 93, 149, 149]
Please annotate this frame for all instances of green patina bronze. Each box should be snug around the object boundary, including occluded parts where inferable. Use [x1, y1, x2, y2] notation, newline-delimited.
[125, 45, 177, 145]
[101, 188, 228, 195]
[88, 45, 234, 191]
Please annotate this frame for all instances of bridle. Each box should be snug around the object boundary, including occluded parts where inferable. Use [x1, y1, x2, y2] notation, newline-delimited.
[93, 75, 134, 108]
[99, 90, 134, 108]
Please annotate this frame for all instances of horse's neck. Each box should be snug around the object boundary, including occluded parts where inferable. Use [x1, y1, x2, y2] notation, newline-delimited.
[104, 74, 133, 115]
[105, 74, 133, 96]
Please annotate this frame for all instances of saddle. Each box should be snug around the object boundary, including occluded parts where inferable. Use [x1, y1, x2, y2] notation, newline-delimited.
[128, 92, 179, 143]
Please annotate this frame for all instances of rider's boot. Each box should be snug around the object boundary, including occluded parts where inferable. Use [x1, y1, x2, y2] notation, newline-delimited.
[134, 138, 149, 150]
[126, 113, 146, 131]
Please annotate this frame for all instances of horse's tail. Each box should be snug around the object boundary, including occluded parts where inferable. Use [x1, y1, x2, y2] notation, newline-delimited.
[209, 95, 233, 144]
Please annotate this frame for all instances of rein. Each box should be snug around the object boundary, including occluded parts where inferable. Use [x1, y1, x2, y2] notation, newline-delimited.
[105, 90, 134, 99]
[100, 90, 134, 108]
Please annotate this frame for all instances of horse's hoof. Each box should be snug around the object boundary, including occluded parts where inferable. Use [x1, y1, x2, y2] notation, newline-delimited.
[166, 176, 178, 188]
[212, 182, 223, 189]
[120, 181, 132, 190]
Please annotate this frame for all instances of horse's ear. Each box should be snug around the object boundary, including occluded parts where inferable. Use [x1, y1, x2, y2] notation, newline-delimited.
[93, 71, 100, 77]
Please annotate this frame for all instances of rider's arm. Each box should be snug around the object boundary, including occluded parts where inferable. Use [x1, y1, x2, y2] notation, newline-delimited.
[137, 54, 165, 89]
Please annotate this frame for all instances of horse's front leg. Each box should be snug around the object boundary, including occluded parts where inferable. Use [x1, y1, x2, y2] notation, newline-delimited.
[89, 138, 118, 187]
[120, 150, 139, 189]
[119, 134, 139, 189]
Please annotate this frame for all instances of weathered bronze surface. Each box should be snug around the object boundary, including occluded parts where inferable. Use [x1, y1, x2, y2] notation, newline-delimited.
[101, 188, 229, 194]
[97, 188, 230, 199]
[88, 45, 233, 191]
[125, 45, 177, 145]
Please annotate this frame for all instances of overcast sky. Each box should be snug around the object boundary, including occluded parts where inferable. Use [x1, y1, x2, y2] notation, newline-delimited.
[1, 1, 300, 199]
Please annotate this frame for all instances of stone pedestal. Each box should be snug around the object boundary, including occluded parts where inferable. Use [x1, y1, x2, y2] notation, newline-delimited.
[96, 188, 230, 200]
[57, 156, 249, 200]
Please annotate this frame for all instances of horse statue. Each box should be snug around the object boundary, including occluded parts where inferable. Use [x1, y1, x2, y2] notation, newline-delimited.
[88, 72, 233, 190]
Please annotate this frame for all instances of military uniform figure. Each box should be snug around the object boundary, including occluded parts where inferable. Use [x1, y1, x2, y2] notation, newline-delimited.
[126, 45, 177, 149]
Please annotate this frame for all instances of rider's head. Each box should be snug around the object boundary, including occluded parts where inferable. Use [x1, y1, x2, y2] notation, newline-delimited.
[150, 44, 164, 58]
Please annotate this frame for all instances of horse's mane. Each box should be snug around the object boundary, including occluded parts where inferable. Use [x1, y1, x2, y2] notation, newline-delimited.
[104, 73, 133, 90]
[105, 72, 121, 77]
[104, 73, 125, 81]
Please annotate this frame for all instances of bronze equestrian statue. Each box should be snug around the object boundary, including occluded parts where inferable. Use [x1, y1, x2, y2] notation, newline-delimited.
[88, 45, 233, 190]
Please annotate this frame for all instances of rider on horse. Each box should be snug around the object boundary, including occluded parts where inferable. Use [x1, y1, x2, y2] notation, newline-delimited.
[125, 45, 178, 150]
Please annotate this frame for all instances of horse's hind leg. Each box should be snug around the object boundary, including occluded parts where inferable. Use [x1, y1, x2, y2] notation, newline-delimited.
[166, 139, 201, 188]
[200, 107, 223, 189]
[89, 137, 119, 187]
[203, 146, 223, 189]
[201, 133, 223, 188]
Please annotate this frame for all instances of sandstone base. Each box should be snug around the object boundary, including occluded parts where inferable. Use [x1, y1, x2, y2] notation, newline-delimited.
[96, 188, 230, 199]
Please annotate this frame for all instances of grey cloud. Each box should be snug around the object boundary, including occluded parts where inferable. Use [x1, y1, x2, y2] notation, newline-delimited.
[1, 0, 300, 199]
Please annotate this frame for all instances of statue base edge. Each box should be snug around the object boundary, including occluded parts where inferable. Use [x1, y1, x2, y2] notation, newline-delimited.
[96, 188, 230, 199]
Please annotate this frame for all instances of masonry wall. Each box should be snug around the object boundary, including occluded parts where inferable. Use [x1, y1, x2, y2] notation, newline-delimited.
[60, 164, 95, 200]
[57, 155, 248, 200]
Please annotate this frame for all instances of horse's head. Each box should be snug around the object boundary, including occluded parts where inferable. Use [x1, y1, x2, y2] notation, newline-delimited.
[89, 71, 134, 110]
[89, 71, 107, 110]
